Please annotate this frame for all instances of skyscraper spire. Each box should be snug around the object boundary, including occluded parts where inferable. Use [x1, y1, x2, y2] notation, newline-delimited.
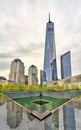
[49, 12, 50, 22]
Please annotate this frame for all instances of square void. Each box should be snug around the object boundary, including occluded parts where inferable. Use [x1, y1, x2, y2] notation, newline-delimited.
[33, 100, 50, 105]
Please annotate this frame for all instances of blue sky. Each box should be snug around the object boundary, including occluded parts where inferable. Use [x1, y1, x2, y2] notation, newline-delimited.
[0, 0, 81, 80]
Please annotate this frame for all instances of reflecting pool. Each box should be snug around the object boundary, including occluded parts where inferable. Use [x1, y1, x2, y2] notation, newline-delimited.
[14, 96, 68, 112]
[0, 93, 81, 130]
[14, 96, 69, 120]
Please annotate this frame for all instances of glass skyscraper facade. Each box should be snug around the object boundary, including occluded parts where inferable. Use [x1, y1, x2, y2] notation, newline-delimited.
[28, 65, 38, 86]
[44, 14, 57, 81]
[40, 70, 46, 86]
[28, 65, 38, 78]
[61, 51, 71, 79]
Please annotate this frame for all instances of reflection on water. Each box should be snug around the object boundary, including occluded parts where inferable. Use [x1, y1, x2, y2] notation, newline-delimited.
[0, 93, 81, 130]
[27, 111, 35, 121]
[7, 101, 23, 128]
[44, 109, 59, 130]
[63, 106, 76, 130]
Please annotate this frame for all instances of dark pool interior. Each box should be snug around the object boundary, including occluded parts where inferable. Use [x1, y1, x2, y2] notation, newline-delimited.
[33, 100, 50, 105]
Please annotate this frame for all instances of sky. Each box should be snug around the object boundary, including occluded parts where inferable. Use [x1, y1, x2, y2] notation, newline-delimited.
[0, 0, 81, 81]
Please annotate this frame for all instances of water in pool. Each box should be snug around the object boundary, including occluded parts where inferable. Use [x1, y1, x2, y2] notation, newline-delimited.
[14, 96, 69, 113]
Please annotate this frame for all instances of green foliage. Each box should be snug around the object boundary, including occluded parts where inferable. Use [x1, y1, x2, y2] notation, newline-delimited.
[0, 84, 2, 91]
[0, 83, 81, 92]
[19, 86, 24, 91]
[0, 93, 7, 99]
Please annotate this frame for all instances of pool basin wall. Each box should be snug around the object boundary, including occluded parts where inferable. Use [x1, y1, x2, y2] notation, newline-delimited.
[4, 90, 81, 99]
[42, 90, 81, 99]
[4, 91, 40, 99]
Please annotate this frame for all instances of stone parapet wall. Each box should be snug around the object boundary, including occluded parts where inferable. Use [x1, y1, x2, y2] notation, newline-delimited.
[0, 79, 8, 85]
[0, 79, 25, 86]
[47, 74, 81, 87]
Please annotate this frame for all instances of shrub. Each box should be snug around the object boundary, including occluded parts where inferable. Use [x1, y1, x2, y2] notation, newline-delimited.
[0, 83, 81, 92]
[0, 84, 2, 91]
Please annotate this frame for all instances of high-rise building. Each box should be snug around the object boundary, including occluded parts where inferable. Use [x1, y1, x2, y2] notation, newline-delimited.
[44, 13, 57, 81]
[61, 51, 71, 79]
[9, 59, 25, 84]
[28, 65, 38, 86]
[40, 70, 46, 86]
[25, 75, 28, 86]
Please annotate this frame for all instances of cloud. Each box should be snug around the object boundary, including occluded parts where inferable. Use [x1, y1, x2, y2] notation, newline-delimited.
[0, 60, 10, 70]
[0, 0, 81, 79]
[0, 42, 44, 59]
[0, 53, 14, 58]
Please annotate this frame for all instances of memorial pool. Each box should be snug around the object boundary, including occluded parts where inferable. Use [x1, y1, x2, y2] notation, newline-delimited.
[14, 96, 69, 120]
[0, 92, 81, 130]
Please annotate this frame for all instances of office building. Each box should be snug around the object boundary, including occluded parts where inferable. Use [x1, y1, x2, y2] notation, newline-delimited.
[61, 51, 71, 79]
[25, 75, 28, 86]
[9, 59, 25, 84]
[40, 70, 46, 86]
[44, 13, 57, 81]
[28, 65, 38, 86]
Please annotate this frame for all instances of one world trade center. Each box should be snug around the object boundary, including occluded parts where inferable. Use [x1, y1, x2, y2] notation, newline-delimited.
[44, 14, 57, 81]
